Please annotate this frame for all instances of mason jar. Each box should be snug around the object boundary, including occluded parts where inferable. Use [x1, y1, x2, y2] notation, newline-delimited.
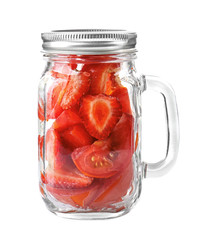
[38, 29, 179, 219]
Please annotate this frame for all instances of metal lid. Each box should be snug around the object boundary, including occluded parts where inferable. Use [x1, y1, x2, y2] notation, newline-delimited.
[41, 29, 137, 55]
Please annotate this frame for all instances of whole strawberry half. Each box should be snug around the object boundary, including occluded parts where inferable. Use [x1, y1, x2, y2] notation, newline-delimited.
[79, 94, 122, 139]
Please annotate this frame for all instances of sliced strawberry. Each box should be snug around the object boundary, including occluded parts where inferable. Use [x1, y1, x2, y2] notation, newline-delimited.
[45, 129, 72, 170]
[51, 62, 77, 79]
[60, 124, 94, 150]
[45, 161, 94, 189]
[52, 109, 82, 131]
[110, 87, 132, 114]
[82, 63, 120, 95]
[60, 72, 91, 109]
[46, 71, 90, 118]
[109, 113, 134, 153]
[46, 79, 68, 119]
[104, 73, 122, 95]
[80, 94, 122, 139]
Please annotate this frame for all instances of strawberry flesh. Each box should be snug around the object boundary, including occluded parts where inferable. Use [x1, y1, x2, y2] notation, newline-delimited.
[60, 124, 95, 150]
[52, 109, 82, 131]
[51, 62, 77, 79]
[109, 113, 134, 153]
[45, 129, 72, 170]
[80, 94, 122, 139]
[82, 63, 120, 95]
[46, 79, 68, 119]
[60, 72, 91, 109]
[110, 87, 132, 114]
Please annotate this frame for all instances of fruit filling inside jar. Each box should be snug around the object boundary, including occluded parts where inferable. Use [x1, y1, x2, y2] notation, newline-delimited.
[38, 55, 135, 210]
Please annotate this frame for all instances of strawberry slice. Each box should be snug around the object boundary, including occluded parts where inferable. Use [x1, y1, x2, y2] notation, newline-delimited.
[45, 161, 93, 189]
[60, 124, 94, 150]
[46, 79, 68, 119]
[60, 72, 91, 109]
[80, 94, 122, 139]
[51, 62, 77, 79]
[104, 74, 122, 95]
[45, 129, 72, 170]
[82, 63, 120, 95]
[109, 113, 134, 153]
[52, 109, 82, 131]
[47, 72, 90, 118]
[110, 87, 132, 114]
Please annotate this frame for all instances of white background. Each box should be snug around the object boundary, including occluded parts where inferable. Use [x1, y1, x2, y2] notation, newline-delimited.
[1, 0, 218, 239]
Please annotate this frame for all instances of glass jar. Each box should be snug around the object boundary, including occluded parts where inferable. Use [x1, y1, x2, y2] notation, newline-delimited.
[38, 30, 179, 219]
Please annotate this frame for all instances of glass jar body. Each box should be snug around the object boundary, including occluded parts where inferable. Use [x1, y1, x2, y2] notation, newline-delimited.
[38, 54, 142, 219]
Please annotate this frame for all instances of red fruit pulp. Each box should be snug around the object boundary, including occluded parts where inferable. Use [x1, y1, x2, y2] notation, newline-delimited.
[60, 124, 95, 150]
[82, 63, 120, 95]
[52, 109, 82, 131]
[79, 94, 122, 139]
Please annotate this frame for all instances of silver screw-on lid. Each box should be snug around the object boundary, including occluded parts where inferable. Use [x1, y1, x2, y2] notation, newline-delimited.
[41, 29, 137, 55]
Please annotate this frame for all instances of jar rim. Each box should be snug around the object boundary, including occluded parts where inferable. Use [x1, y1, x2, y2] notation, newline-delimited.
[41, 29, 137, 55]
[43, 53, 137, 63]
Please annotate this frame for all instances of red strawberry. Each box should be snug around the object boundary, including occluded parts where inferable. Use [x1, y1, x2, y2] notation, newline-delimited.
[60, 124, 95, 150]
[60, 72, 91, 109]
[46, 79, 68, 119]
[109, 113, 134, 153]
[45, 161, 94, 189]
[110, 87, 132, 114]
[45, 129, 72, 170]
[82, 63, 120, 95]
[80, 94, 122, 139]
[51, 62, 77, 79]
[52, 109, 82, 131]
[104, 74, 122, 95]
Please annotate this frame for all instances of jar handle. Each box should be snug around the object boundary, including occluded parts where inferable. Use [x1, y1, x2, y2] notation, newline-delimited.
[140, 75, 180, 178]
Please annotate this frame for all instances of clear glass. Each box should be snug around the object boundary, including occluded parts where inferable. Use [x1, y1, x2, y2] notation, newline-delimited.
[38, 53, 142, 219]
[38, 53, 179, 219]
